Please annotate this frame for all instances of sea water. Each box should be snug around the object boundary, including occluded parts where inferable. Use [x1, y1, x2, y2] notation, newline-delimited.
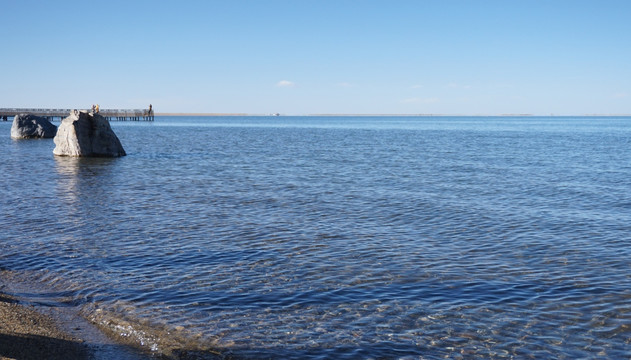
[1, 116, 630, 359]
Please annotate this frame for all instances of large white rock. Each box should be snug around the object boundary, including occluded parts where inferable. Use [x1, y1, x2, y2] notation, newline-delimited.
[53, 110, 126, 157]
[10, 114, 57, 139]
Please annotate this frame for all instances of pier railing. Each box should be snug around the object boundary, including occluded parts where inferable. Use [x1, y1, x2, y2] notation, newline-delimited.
[0, 108, 154, 121]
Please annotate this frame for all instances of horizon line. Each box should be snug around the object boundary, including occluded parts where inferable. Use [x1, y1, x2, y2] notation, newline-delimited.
[155, 112, 631, 117]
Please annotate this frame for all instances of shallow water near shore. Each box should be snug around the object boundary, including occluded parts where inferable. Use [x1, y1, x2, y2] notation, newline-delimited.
[1, 116, 631, 358]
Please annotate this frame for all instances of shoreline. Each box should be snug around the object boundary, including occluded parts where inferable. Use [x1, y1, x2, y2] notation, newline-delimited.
[0, 291, 90, 360]
[0, 286, 226, 360]
[0, 270, 226, 360]
[0, 290, 151, 360]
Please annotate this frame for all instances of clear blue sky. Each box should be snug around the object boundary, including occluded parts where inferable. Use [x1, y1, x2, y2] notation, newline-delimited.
[2, 0, 630, 115]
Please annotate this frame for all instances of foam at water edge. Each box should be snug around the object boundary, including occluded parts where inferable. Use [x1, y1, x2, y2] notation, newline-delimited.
[84, 305, 225, 359]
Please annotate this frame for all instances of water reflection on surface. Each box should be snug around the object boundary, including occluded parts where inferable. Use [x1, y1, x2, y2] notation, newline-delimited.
[1, 118, 631, 359]
[53, 156, 121, 211]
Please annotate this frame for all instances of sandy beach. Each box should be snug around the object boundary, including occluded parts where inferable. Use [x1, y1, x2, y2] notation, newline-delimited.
[0, 290, 158, 360]
[0, 292, 90, 360]
[0, 289, 226, 360]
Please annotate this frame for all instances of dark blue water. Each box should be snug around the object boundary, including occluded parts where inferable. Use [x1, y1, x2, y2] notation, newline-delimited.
[2, 116, 631, 359]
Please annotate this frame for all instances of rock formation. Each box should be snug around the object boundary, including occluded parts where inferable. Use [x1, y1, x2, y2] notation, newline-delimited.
[53, 110, 126, 157]
[10, 114, 58, 139]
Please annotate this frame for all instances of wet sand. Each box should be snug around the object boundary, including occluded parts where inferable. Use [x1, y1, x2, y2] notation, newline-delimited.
[0, 291, 159, 360]
[0, 291, 226, 360]
[0, 292, 90, 360]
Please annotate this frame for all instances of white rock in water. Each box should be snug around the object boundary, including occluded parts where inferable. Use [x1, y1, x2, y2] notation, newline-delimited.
[53, 110, 126, 157]
[10, 114, 57, 139]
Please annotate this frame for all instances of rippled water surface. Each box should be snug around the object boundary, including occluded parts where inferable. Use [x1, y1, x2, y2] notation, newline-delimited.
[2, 116, 631, 358]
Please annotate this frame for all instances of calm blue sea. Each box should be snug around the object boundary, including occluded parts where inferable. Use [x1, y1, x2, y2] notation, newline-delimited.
[1, 116, 631, 359]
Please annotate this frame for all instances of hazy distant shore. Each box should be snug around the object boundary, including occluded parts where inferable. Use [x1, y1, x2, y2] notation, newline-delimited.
[156, 113, 252, 116]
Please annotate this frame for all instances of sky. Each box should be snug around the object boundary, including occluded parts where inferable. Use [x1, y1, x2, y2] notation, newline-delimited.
[1, 0, 630, 115]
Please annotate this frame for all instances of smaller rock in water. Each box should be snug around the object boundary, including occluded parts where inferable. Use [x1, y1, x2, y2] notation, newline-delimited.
[53, 110, 126, 157]
[10, 114, 58, 139]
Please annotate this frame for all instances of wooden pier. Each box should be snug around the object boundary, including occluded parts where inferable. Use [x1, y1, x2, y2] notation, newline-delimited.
[0, 108, 154, 122]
